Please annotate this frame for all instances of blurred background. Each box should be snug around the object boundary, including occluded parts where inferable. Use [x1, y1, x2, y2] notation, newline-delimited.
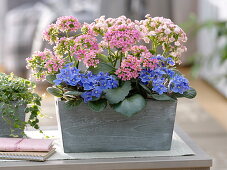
[0, 0, 227, 169]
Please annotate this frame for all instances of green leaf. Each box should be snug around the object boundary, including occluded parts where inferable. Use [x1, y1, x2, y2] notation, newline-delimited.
[139, 83, 152, 94]
[65, 99, 82, 107]
[0, 102, 5, 110]
[151, 94, 176, 101]
[47, 87, 63, 97]
[171, 88, 197, 99]
[113, 94, 146, 117]
[89, 62, 115, 74]
[149, 49, 156, 55]
[88, 99, 107, 112]
[64, 91, 82, 96]
[46, 75, 56, 84]
[97, 54, 109, 63]
[104, 81, 131, 104]
[183, 88, 197, 99]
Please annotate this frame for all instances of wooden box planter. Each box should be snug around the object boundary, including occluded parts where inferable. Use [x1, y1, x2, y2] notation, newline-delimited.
[0, 104, 26, 137]
[56, 99, 177, 153]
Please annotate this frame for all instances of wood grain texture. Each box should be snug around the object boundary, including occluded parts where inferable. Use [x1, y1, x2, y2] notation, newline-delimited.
[0, 104, 25, 137]
[56, 100, 177, 153]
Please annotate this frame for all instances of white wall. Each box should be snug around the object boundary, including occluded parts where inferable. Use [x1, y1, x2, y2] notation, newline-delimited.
[198, 0, 227, 98]
[0, 0, 6, 65]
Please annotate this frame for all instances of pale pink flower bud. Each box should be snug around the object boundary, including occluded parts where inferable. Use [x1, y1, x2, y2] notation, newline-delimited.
[164, 28, 171, 34]
[174, 41, 181, 46]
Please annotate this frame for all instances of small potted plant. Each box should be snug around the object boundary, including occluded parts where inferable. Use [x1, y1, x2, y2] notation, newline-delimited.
[0, 73, 42, 137]
[26, 15, 196, 153]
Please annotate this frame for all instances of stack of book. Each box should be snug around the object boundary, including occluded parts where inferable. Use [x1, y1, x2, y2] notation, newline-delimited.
[0, 138, 55, 161]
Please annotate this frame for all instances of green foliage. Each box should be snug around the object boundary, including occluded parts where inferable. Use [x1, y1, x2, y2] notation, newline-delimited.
[65, 98, 82, 107]
[46, 74, 56, 84]
[64, 91, 82, 97]
[63, 91, 83, 102]
[0, 73, 42, 137]
[88, 62, 115, 74]
[104, 81, 131, 104]
[171, 88, 197, 99]
[47, 87, 63, 97]
[88, 99, 107, 112]
[151, 94, 176, 101]
[139, 83, 152, 94]
[113, 94, 146, 117]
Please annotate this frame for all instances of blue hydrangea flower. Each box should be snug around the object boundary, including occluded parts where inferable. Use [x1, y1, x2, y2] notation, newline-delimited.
[151, 55, 175, 67]
[166, 57, 175, 66]
[107, 78, 119, 88]
[152, 79, 168, 95]
[139, 69, 152, 84]
[54, 63, 119, 103]
[139, 67, 190, 95]
[81, 91, 93, 103]
[91, 87, 103, 98]
[169, 75, 190, 94]
[155, 55, 166, 61]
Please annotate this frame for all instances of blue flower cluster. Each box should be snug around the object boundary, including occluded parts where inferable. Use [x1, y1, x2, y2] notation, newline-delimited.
[139, 67, 190, 95]
[169, 74, 190, 94]
[151, 55, 175, 67]
[54, 64, 119, 103]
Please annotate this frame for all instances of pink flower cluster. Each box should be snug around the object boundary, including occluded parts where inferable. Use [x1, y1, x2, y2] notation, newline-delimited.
[115, 45, 159, 80]
[71, 35, 101, 67]
[26, 49, 65, 80]
[142, 53, 159, 70]
[129, 45, 159, 69]
[45, 56, 65, 73]
[54, 37, 75, 56]
[56, 16, 81, 32]
[42, 24, 59, 44]
[82, 16, 133, 36]
[104, 25, 141, 52]
[35, 15, 188, 82]
[129, 45, 148, 55]
[42, 16, 81, 44]
[116, 55, 142, 81]
[137, 15, 187, 62]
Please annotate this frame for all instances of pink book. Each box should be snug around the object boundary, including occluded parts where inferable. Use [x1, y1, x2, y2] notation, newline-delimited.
[0, 138, 53, 152]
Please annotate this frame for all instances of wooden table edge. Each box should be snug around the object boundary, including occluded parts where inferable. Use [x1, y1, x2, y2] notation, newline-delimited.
[0, 125, 212, 170]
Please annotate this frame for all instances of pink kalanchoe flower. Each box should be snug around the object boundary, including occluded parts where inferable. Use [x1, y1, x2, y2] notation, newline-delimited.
[26, 49, 65, 80]
[129, 45, 149, 55]
[71, 34, 101, 67]
[142, 53, 159, 70]
[104, 25, 141, 52]
[81, 22, 98, 36]
[54, 37, 75, 56]
[116, 55, 142, 81]
[83, 51, 100, 67]
[42, 24, 59, 44]
[56, 16, 81, 32]
[45, 55, 65, 73]
[138, 16, 187, 62]
[82, 15, 135, 37]
[128, 45, 158, 70]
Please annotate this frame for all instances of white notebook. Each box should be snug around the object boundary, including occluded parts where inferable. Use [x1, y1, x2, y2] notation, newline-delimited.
[0, 148, 56, 162]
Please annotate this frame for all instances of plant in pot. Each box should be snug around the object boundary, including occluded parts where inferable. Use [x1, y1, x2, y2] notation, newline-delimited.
[0, 73, 42, 137]
[26, 15, 196, 153]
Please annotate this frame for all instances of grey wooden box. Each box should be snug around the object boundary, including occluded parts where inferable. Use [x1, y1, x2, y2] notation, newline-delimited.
[0, 104, 25, 137]
[56, 99, 177, 153]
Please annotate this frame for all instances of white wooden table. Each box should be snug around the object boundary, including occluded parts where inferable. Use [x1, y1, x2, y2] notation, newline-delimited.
[0, 126, 212, 170]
